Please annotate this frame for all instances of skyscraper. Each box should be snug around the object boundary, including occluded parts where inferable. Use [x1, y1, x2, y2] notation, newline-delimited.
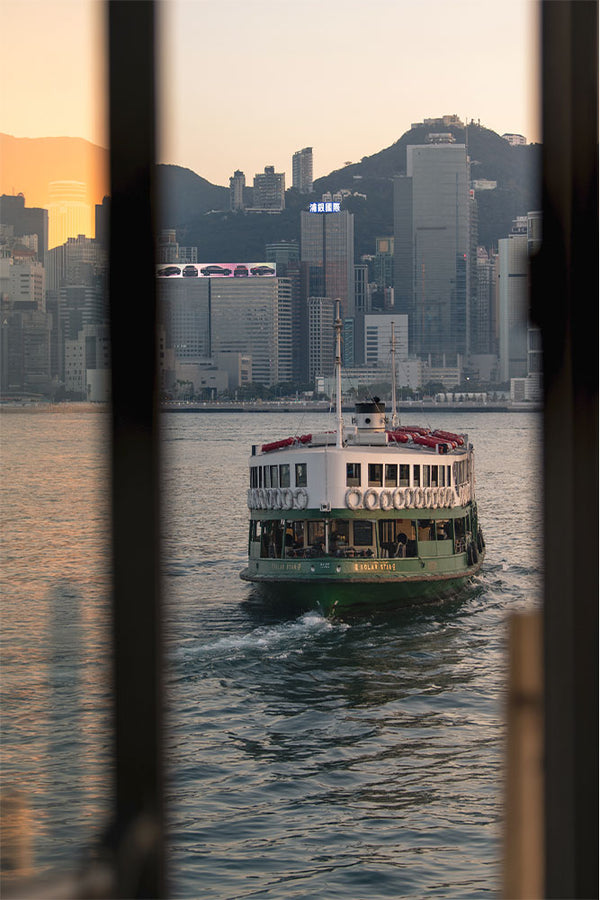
[307, 297, 335, 380]
[394, 140, 470, 358]
[300, 205, 354, 318]
[292, 147, 313, 194]
[229, 170, 246, 211]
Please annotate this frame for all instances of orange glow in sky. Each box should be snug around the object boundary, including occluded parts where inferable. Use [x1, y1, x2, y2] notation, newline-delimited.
[1, 0, 540, 189]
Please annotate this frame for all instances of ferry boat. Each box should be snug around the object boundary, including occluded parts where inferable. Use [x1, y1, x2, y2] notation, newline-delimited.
[240, 308, 485, 610]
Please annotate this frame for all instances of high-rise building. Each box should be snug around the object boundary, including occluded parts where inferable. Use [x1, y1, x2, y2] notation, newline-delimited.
[230, 170, 246, 211]
[158, 277, 211, 360]
[95, 196, 110, 248]
[498, 219, 529, 381]
[394, 141, 470, 358]
[277, 278, 293, 385]
[307, 297, 335, 381]
[210, 276, 279, 385]
[253, 166, 285, 211]
[0, 194, 48, 264]
[292, 147, 313, 194]
[472, 246, 497, 355]
[300, 204, 355, 318]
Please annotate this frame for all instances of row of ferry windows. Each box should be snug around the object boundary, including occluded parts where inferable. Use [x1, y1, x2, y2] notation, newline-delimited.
[347, 462, 454, 489]
[251, 516, 471, 559]
[250, 463, 307, 489]
[250, 459, 468, 490]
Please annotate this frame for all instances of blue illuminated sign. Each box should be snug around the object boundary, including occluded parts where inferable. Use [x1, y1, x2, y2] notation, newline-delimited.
[309, 201, 341, 213]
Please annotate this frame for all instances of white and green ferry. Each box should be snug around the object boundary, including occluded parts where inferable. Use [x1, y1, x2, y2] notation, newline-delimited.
[240, 312, 485, 610]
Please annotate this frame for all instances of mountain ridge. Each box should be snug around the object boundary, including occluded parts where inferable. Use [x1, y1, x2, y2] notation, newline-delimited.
[2, 125, 540, 254]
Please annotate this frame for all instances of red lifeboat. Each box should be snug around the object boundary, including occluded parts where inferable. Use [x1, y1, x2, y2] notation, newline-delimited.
[387, 430, 410, 444]
[431, 429, 464, 446]
[413, 435, 453, 453]
[261, 434, 312, 453]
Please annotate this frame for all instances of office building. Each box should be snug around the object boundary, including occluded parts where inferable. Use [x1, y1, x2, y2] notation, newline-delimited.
[373, 237, 394, 290]
[307, 297, 335, 381]
[300, 203, 355, 318]
[292, 147, 313, 194]
[253, 166, 285, 211]
[64, 322, 110, 399]
[277, 278, 293, 385]
[498, 219, 528, 381]
[364, 313, 409, 369]
[158, 276, 211, 360]
[394, 141, 470, 358]
[210, 276, 279, 386]
[0, 194, 48, 264]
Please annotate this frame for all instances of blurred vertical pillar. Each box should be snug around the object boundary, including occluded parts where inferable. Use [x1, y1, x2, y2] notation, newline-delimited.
[531, 1, 598, 897]
[108, 1, 165, 896]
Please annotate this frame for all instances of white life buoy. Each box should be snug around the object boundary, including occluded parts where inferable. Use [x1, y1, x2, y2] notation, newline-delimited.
[345, 487, 362, 509]
[405, 487, 414, 507]
[282, 488, 294, 510]
[295, 487, 308, 509]
[413, 487, 424, 507]
[379, 489, 393, 511]
[273, 488, 282, 509]
[363, 488, 379, 511]
[392, 487, 406, 510]
[424, 487, 433, 508]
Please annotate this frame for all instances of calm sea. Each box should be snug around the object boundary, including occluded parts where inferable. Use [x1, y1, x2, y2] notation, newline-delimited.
[1, 407, 542, 898]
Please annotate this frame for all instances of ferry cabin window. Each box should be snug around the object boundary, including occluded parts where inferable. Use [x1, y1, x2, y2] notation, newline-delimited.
[258, 467, 263, 488]
[279, 464, 290, 488]
[270, 465, 279, 489]
[447, 465, 452, 486]
[260, 519, 284, 557]
[413, 464, 421, 487]
[353, 520, 373, 546]
[368, 463, 383, 487]
[307, 520, 325, 552]
[436, 519, 453, 541]
[295, 462, 307, 487]
[417, 519, 436, 541]
[284, 520, 306, 553]
[431, 466, 439, 487]
[330, 519, 350, 551]
[346, 462, 361, 486]
[250, 467, 258, 488]
[385, 464, 397, 487]
[379, 519, 416, 557]
[454, 516, 467, 552]
[399, 464, 410, 487]
[264, 466, 270, 488]
[423, 465, 431, 487]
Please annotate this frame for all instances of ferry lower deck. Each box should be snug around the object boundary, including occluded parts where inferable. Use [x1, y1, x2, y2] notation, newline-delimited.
[241, 502, 485, 593]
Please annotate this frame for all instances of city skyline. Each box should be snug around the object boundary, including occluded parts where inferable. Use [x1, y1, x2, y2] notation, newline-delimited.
[1, 0, 541, 188]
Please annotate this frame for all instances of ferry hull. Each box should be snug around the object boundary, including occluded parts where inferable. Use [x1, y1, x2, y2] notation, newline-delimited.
[240, 551, 484, 611]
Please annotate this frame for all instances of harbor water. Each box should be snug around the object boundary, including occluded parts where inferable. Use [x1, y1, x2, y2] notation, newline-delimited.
[0, 408, 542, 897]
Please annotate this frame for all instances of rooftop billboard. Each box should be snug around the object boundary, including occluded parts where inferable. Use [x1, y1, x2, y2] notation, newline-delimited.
[156, 262, 276, 278]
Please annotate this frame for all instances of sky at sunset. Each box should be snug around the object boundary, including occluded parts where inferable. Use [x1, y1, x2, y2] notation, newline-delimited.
[1, 0, 540, 188]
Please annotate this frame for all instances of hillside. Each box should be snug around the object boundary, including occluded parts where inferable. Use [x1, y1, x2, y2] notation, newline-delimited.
[167, 123, 540, 258]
